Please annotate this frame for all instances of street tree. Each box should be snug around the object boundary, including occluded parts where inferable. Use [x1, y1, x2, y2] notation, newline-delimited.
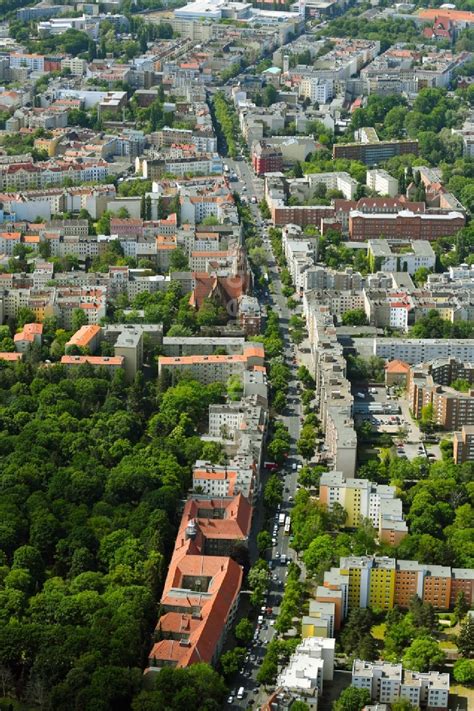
[220, 647, 246, 676]
[257, 531, 272, 555]
[235, 618, 254, 645]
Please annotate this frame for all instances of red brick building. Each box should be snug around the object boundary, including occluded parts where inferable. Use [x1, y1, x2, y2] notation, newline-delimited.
[252, 141, 283, 176]
[272, 204, 334, 228]
[349, 209, 465, 241]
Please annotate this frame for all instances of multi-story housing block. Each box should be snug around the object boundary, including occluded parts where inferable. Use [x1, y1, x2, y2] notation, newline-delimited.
[319, 556, 473, 614]
[276, 637, 335, 700]
[349, 209, 465, 242]
[252, 141, 283, 176]
[352, 661, 450, 709]
[319, 472, 407, 545]
[454, 425, 474, 464]
[374, 338, 474, 364]
[368, 240, 436, 275]
[407, 358, 474, 429]
[366, 169, 399, 197]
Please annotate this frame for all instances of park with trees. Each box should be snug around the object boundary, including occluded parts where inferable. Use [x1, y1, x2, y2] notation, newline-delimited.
[0, 358, 231, 709]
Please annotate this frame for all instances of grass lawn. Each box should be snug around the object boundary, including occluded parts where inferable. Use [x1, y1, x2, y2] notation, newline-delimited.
[450, 683, 474, 710]
[371, 623, 386, 641]
[440, 639, 458, 650]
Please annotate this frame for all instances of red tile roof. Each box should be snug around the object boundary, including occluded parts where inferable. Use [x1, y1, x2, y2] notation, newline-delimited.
[61, 355, 123, 366]
[385, 359, 410, 373]
[66, 324, 101, 349]
[14, 322, 43, 343]
[0, 352, 23, 362]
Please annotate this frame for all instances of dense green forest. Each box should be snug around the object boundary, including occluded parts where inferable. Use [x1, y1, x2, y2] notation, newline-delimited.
[0, 360, 226, 709]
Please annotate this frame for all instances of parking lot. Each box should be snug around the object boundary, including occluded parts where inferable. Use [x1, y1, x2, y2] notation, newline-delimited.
[353, 385, 441, 462]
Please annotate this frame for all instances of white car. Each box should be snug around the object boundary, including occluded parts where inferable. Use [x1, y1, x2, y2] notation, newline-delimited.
[227, 696, 234, 704]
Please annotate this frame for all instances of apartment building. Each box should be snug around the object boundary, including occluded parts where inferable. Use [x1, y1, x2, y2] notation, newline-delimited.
[453, 425, 474, 464]
[364, 290, 414, 332]
[13, 322, 43, 353]
[407, 358, 474, 429]
[192, 460, 256, 501]
[175, 493, 252, 557]
[158, 343, 265, 385]
[147, 553, 242, 669]
[319, 472, 407, 545]
[109, 217, 144, 239]
[60, 354, 124, 373]
[313, 38, 380, 81]
[0, 160, 109, 191]
[352, 660, 402, 705]
[366, 169, 399, 197]
[302, 600, 336, 639]
[281, 226, 318, 292]
[276, 637, 335, 699]
[320, 556, 473, 614]
[252, 141, 283, 176]
[299, 76, 333, 104]
[162, 336, 245, 358]
[367, 240, 436, 275]
[153, 127, 217, 153]
[289, 172, 358, 203]
[114, 328, 143, 382]
[9, 52, 45, 72]
[349, 210, 465, 242]
[238, 295, 262, 336]
[272, 204, 335, 229]
[374, 338, 474, 364]
[139, 154, 223, 180]
[333, 139, 419, 165]
[352, 661, 450, 709]
[340, 556, 396, 611]
[65, 324, 102, 354]
[303, 293, 357, 478]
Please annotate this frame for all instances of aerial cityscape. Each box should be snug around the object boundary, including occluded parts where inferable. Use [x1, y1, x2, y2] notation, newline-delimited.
[0, 0, 472, 709]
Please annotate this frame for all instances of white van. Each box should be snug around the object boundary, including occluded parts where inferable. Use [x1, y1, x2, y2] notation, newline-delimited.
[237, 687, 245, 699]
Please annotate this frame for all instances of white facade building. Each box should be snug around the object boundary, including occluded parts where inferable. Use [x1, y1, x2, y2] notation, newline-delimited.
[277, 637, 335, 696]
[366, 169, 399, 197]
[352, 661, 450, 709]
[299, 77, 333, 104]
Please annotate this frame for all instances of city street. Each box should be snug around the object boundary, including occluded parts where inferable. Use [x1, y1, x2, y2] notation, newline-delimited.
[228, 159, 304, 710]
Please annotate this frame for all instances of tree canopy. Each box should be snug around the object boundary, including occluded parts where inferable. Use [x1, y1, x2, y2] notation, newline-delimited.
[0, 360, 225, 708]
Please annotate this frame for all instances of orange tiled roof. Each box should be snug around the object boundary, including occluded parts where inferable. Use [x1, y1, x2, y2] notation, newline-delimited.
[418, 8, 474, 23]
[66, 324, 101, 349]
[385, 359, 410, 373]
[0, 352, 23, 361]
[159, 354, 246, 366]
[14, 322, 43, 343]
[61, 355, 123, 366]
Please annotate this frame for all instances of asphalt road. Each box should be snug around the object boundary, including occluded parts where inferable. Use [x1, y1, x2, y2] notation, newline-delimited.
[227, 158, 304, 710]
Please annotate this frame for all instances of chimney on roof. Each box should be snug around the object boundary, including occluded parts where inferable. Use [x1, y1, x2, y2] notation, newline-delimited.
[185, 519, 197, 540]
